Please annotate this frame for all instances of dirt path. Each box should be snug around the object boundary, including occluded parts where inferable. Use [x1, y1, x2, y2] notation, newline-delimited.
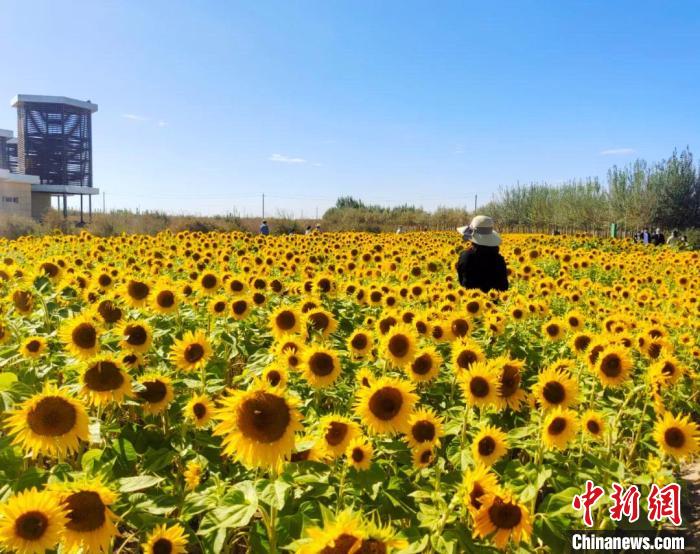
[682, 461, 700, 552]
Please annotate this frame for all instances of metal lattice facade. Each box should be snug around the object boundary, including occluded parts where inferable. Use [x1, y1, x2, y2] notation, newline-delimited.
[16, 101, 93, 187]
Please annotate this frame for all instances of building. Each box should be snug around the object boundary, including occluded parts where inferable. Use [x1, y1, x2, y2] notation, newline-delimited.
[0, 95, 99, 221]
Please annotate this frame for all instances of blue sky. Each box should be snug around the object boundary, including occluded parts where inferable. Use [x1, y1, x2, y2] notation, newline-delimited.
[1, 1, 698, 217]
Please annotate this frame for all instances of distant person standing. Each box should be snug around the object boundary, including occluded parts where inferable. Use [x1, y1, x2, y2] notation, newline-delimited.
[260, 220, 270, 236]
[396, 226, 403, 234]
[456, 215, 509, 293]
[305, 225, 312, 235]
[315, 223, 321, 233]
[651, 228, 665, 246]
[641, 228, 650, 244]
[666, 229, 681, 246]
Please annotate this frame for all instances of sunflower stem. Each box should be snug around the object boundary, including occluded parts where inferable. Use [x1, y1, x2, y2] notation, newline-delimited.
[626, 387, 651, 464]
[335, 460, 349, 514]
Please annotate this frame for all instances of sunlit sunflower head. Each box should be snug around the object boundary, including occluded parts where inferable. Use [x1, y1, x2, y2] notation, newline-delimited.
[474, 490, 533, 550]
[183, 460, 204, 491]
[0, 488, 68, 554]
[564, 310, 585, 331]
[213, 382, 303, 469]
[296, 510, 365, 554]
[459, 361, 499, 408]
[116, 319, 153, 354]
[653, 411, 699, 460]
[20, 336, 48, 359]
[542, 407, 579, 450]
[208, 295, 229, 318]
[122, 277, 151, 308]
[11, 288, 34, 315]
[305, 308, 338, 339]
[151, 282, 179, 314]
[531, 366, 579, 410]
[594, 345, 632, 387]
[301, 346, 342, 388]
[492, 357, 527, 411]
[355, 376, 418, 435]
[269, 305, 303, 338]
[60, 314, 101, 360]
[184, 394, 215, 428]
[462, 464, 501, 517]
[380, 324, 417, 368]
[449, 316, 472, 339]
[570, 332, 593, 355]
[262, 365, 288, 389]
[347, 329, 374, 358]
[346, 436, 374, 471]
[412, 444, 436, 468]
[541, 318, 566, 341]
[120, 350, 144, 370]
[472, 425, 509, 466]
[92, 297, 124, 326]
[581, 410, 606, 441]
[360, 519, 409, 553]
[405, 346, 442, 382]
[404, 407, 444, 450]
[230, 297, 252, 320]
[649, 354, 685, 386]
[450, 337, 485, 374]
[318, 414, 360, 458]
[52, 478, 119, 554]
[198, 272, 220, 295]
[142, 523, 188, 554]
[169, 330, 212, 372]
[80, 356, 133, 406]
[136, 374, 175, 415]
[5, 384, 89, 458]
[642, 338, 673, 361]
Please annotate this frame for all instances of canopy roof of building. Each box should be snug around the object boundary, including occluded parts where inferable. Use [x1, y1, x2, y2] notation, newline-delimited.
[11, 95, 98, 113]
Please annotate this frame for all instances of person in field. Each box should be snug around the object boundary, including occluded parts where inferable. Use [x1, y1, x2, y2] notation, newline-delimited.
[651, 227, 665, 246]
[456, 215, 509, 293]
[260, 220, 270, 236]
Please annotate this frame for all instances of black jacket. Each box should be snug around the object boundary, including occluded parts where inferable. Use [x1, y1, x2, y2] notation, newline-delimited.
[456, 244, 509, 293]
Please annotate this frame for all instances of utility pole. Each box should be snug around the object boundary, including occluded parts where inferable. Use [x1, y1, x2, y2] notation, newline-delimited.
[262, 193, 265, 219]
[102, 191, 105, 213]
[315, 206, 318, 220]
[474, 194, 477, 213]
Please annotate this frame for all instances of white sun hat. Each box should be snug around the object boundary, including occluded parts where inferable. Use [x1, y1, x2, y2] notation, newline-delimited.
[469, 215, 501, 246]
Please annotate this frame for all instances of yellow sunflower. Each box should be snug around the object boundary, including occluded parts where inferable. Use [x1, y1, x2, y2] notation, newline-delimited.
[459, 362, 500, 408]
[169, 330, 212, 372]
[213, 383, 303, 469]
[355, 376, 418, 435]
[347, 329, 374, 358]
[150, 282, 179, 314]
[380, 324, 417, 368]
[531, 365, 579, 410]
[653, 412, 699, 460]
[0, 488, 68, 554]
[300, 346, 342, 388]
[471, 425, 509, 466]
[541, 318, 566, 341]
[474, 491, 532, 550]
[404, 408, 444, 449]
[184, 394, 215, 428]
[142, 524, 188, 554]
[542, 407, 579, 450]
[405, 346, 442, 382]
[297, 510, 364, 554]
[136, 374, 175, 415]
[318, 415, 360, 458]
[230, 297, 252, 321]
[462, 464, 501, 517]
[346, 437, 373, 471]
[450, 338, 485, 374]
[20, 336, 48, 359]
[493, 357, 527, 411]
[581, 410, 606, 441]
[412, 445, 435, 468]
[5, 385, 89, 458]
[116, 320, 153, 354]
[262, 365, 288, 388]
[269, 305, 303, 338]
[80, 356, 133, 406]
[305, 308, 338, 339]
[183, 460, 203, 490]
[59, 314, 101, 360]
[594, 345, 632, 387]
[356, 367, 375, 388]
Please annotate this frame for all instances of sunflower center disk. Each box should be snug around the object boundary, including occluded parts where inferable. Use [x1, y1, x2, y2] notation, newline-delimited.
[322, 534, 360, 554]
[351, 335, 368, 350]
[238, 393, 290, 443]
[98, 301, 122, 323]
[369, 387, 403, 420]
[14, 510, 49, 540]
[542, 381, 565, 404]
[201, 275, 217, 288]
[138, 381, 167, 403]
[325, 422, 348, 446]
[469, 377, 490, 398]
[27, 397, 77, 437]
[664, 427, 686, 448]
[457, 351, 477, 370]
[388, 335, 409, 358]
[193, 403, 207, 419]
[412, 421, 436, 443]
[184, 343, 204, 363]
[586, 420, 600, 434]
[488, 499, 523, 529]
[308, 313, 329, 331]
[153, 538, 174, 554]
[351, 448, 365, 462]
[27, 340, 41, 353]
[499, 367, 521, 397]
[266, 371, 282, 386]
[157, 291, 175, 307]
[65, 491, 107, 532]
[600, 355, 622, 377]
[548, 417, 567, 436]
[478, 436, 497, 456]
[412, 355, 432, 375]
[276, 311, 296, 330]
[128, 281, 149, 300]
[125, 325, 147, 345]
[233, 301, 247, 315]
[72, 323, 97, 349]
[85, 361, 124, 392]
[14, 291, 32, 311]
[310, 353, 334, 376]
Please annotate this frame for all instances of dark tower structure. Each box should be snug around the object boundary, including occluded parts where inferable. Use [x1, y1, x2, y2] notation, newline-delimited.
[11, 95, 99, 220]
[0, 130, 11, 170]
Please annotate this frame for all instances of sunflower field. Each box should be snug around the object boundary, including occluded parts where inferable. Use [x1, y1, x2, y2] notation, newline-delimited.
[0, 230, 697, 553]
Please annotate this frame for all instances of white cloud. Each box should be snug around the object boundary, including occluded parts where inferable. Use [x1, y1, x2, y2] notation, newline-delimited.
[269, 153, 307, 164]
[600, 148, 635, 156]
[122, 113, 149, 121]
[157, 120, 167, 127]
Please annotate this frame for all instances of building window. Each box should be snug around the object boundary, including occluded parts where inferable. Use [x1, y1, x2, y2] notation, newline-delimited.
[2, 196, 19, 203]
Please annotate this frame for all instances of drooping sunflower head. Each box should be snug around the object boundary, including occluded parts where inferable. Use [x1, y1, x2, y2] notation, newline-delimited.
[142, 523, 188, 554]
[318, 415, 360, 458]
[169, 330, 212, 372]
[471, 425, 509, 466]
[60, 314, 101, 360]
[462, 464, 501, 516]
[355, 376, 418, 435]
[5, 385, 89, 458]
[450, 338, 485, 374]
[653, 411, 699, 460]
[184, 394, 215, 427]
[0, 488, 68, 554]
[404, 407, 444, 450]
[301, 346, 342, 388]
[11, 288, 34, 314]
[405, 346, 442, 382]
[213, 383, 303, 469]
[80, 356, 133, 406]
[594, 345, 632, 387]
[474, 490, 532, 550]
[542, 407, 579, 451]
[117, 320, 153, 354]
[136, 374, 175, 415]
[459, 361, 499, 408]
[412, 444, 435, 468]
[52, 479, 119, 554]
[531, 366, 579, 410]
[492, 357, 527, 411]
[380, 324, 417, 368]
